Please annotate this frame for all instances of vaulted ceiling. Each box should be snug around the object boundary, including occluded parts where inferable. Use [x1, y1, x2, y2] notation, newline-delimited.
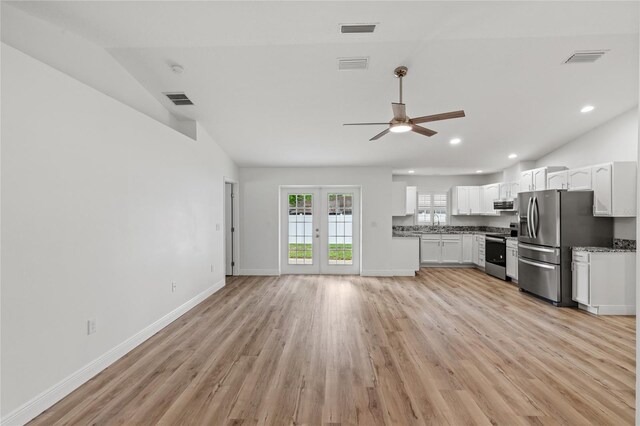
[9, 1, 639, 174]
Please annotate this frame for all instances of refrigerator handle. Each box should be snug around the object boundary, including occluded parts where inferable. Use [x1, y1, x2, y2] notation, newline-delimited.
[532, 196, 539, 238]
[526, 196, 533, 237]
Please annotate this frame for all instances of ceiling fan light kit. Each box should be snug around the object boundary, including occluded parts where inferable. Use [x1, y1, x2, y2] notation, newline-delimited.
[344, 66, 466, 141]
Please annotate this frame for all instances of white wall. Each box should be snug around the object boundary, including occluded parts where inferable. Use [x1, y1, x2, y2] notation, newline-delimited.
[392, 172, 515, 228]
[1, 44, 238, 420]
[535, 107, 639, 239]
[239, 167, 392, 276]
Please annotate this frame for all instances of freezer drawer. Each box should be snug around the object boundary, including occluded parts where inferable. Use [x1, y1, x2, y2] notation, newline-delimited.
[518, 257, 561, 302]
[518, 242, 560, 264]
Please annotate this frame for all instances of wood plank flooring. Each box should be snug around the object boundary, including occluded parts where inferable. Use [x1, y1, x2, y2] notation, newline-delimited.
[30, 268, 635, 425]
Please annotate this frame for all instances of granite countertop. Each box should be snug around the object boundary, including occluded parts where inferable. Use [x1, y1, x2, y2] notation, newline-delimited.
[572, 246, 636, 253]
[392, 225, 512, 238]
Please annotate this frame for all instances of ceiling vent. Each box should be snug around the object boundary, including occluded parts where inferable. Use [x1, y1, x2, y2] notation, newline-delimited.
[340, 23, 376, 34]
[163, 92, 194, 105]
[564, 50, 608, 64]
[338, 57, 369, 71]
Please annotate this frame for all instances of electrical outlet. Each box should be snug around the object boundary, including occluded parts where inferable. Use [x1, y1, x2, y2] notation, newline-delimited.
[87, 319, 97, 335]
[216, 223, 220, 231]
[211, 264, 214, 272]
[172, 282, 177, 292]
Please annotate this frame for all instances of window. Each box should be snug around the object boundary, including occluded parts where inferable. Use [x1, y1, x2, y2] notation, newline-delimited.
[417, 192, 448, 225]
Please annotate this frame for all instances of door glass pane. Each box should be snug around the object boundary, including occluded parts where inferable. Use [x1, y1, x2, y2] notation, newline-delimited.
[328, 193, 353, 265]
[288, 193, 313, 264]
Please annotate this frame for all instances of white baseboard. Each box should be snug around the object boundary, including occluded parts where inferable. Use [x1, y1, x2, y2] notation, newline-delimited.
[360, 269, 394, 277]
[579, 303, 636, 316]
[391, 270, 417, 276]
[238, 269, 280, 276]
[1, 280, 225, 426]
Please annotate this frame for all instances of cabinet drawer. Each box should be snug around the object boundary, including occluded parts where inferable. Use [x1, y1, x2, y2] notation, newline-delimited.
[421, 234, 441, 241]
[572, 251, 589, 263]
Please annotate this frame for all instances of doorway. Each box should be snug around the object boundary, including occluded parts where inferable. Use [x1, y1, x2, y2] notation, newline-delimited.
[225, 181, 235, 276]
[280, 186, 360, 275]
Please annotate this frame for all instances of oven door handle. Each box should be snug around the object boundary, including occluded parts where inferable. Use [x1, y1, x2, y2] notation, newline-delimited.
[518, 257, 557, 270]
[485, 237, 505, 243]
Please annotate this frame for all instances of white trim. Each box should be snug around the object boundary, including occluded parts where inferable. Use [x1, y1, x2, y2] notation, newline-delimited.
[1, 280, 225, 426]
[238, 269, 280, 276]
[360, 269, 395, 276]
[579, 303, 636, 315]
[391, 269, 417, 276]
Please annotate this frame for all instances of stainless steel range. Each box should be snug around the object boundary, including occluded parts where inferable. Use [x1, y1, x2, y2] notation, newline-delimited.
[518, 189, 613, 306]
[485, 223, 517, 281]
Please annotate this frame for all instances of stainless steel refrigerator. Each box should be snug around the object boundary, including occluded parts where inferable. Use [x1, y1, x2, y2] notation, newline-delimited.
[518, 190, 613, 306]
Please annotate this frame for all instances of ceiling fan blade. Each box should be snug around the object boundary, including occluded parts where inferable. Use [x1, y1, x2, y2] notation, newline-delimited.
[411, 124, 437, 137]
[391, 103, 406, 120]
[370, 128, 391, 141]
[411, 110, 466, 124]
[343, 122, 390, 126]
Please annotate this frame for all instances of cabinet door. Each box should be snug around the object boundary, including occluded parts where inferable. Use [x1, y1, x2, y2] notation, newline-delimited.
[519, 171, 533, 192]
[441, 238, 461, 263]
[421, 239, 441, 263]
[456, 186, 470, 215]
[499, 183, 509, 200]
[462, 235, 473, 263]
[483, 184, 500, 214]
[472, 236, 479, 265]
[477, 238, 485, 267]
[547, 171, 567, 190]
[572, 261, 590, 304]
[392, 182, 407, 216]
[506, 247, 518, 279]
[568, 167, 592, 191]
[592, 164, 612, 216]
[468, 187, 481, 214]
[533, 168, 547, 191]
[509, 182, 519, 198]
[406, 186, 417, 215]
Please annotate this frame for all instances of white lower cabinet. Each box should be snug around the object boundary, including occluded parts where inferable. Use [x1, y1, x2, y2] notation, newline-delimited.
[391, 237, 420, 276]
[506, 239, 518, 280]
[472, 235, 485, 268]
[462, 234, 473, 263]
[420, 234, 475, 264]
[441, 236, 461, 263]
[572, 250, 636, 315]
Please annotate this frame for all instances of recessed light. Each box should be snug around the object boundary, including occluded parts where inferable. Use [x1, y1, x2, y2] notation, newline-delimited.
[450, 138, 461, 145]
[581, 105, 595, 113]
[171, 64, 184, 74]
[476, 170, 483, 173]
[408, 170, 415, 174]
[508, 153, 518, 159]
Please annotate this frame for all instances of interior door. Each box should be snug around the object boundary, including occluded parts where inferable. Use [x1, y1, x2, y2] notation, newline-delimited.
[281, 187, 360, 275]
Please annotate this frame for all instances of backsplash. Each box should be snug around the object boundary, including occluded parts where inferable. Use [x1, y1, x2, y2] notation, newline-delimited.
[393, 225, 510, 233]
[614, 239, 636, 250]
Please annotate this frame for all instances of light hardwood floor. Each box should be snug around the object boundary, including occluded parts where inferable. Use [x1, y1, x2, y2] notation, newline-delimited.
[30, 268, 635, 425]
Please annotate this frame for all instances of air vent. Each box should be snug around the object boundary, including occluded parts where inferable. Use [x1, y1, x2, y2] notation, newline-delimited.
[340, 23, 376, 34]
[564, 50, 608, 64]
[338, 57, 369, 71]
[163, 92, 194, 105]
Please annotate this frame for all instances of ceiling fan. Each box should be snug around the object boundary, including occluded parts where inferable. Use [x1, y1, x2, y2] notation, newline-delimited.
[343, 66, 466, 141]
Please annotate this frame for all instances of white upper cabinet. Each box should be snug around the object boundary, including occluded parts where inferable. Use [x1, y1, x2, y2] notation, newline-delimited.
[547, 171, 568, 190]
[519, 170, 534, 192]
[406, 186, 417, 215]
[533, 168, 547, 191]
[519, 167, 567, 192]
[499, 182, 519, 199]
[567, 167, 592, 191]
[482, 184, 500, 215]
[392, 182, 417, 216]
[592, 162, 636, 217]
[469, 186, 482, 214]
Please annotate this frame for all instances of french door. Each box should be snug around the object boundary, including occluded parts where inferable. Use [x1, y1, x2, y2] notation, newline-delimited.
[281, 187, 360, 275]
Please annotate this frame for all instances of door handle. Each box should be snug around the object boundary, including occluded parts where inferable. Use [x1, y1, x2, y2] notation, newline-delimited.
[526, 197, 533, 237]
